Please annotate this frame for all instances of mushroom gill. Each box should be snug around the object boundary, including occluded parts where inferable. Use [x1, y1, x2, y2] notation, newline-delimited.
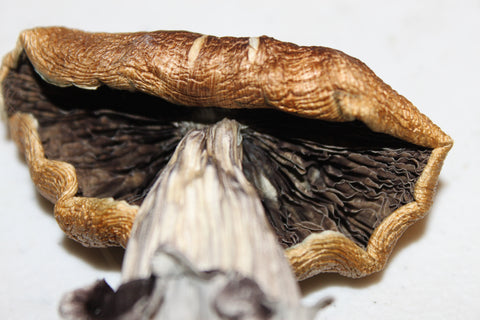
[3, 53, 431, 250]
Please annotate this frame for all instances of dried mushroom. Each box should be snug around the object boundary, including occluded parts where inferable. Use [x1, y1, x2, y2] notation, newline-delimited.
[0, 27, 452, 279]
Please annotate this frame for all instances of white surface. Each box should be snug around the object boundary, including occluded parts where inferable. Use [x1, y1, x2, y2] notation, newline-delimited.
[0, 1, 479, 319]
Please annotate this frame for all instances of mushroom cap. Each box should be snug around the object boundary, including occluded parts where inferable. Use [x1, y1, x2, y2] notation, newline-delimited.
[0, 27, 452, 279]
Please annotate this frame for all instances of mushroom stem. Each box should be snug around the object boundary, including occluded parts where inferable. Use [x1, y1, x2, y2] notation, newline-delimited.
[122, 118, 301, 304]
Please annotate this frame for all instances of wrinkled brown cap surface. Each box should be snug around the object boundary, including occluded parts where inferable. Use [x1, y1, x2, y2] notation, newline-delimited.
[0, 27, 452, 279]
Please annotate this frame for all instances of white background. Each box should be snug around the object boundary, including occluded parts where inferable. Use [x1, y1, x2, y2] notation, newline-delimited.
[0, 1, 479, 319]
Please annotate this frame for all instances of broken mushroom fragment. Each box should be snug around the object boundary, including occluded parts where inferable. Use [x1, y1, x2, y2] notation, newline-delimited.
[60, 249, 329, 320]
[0, 27, 452, 279]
